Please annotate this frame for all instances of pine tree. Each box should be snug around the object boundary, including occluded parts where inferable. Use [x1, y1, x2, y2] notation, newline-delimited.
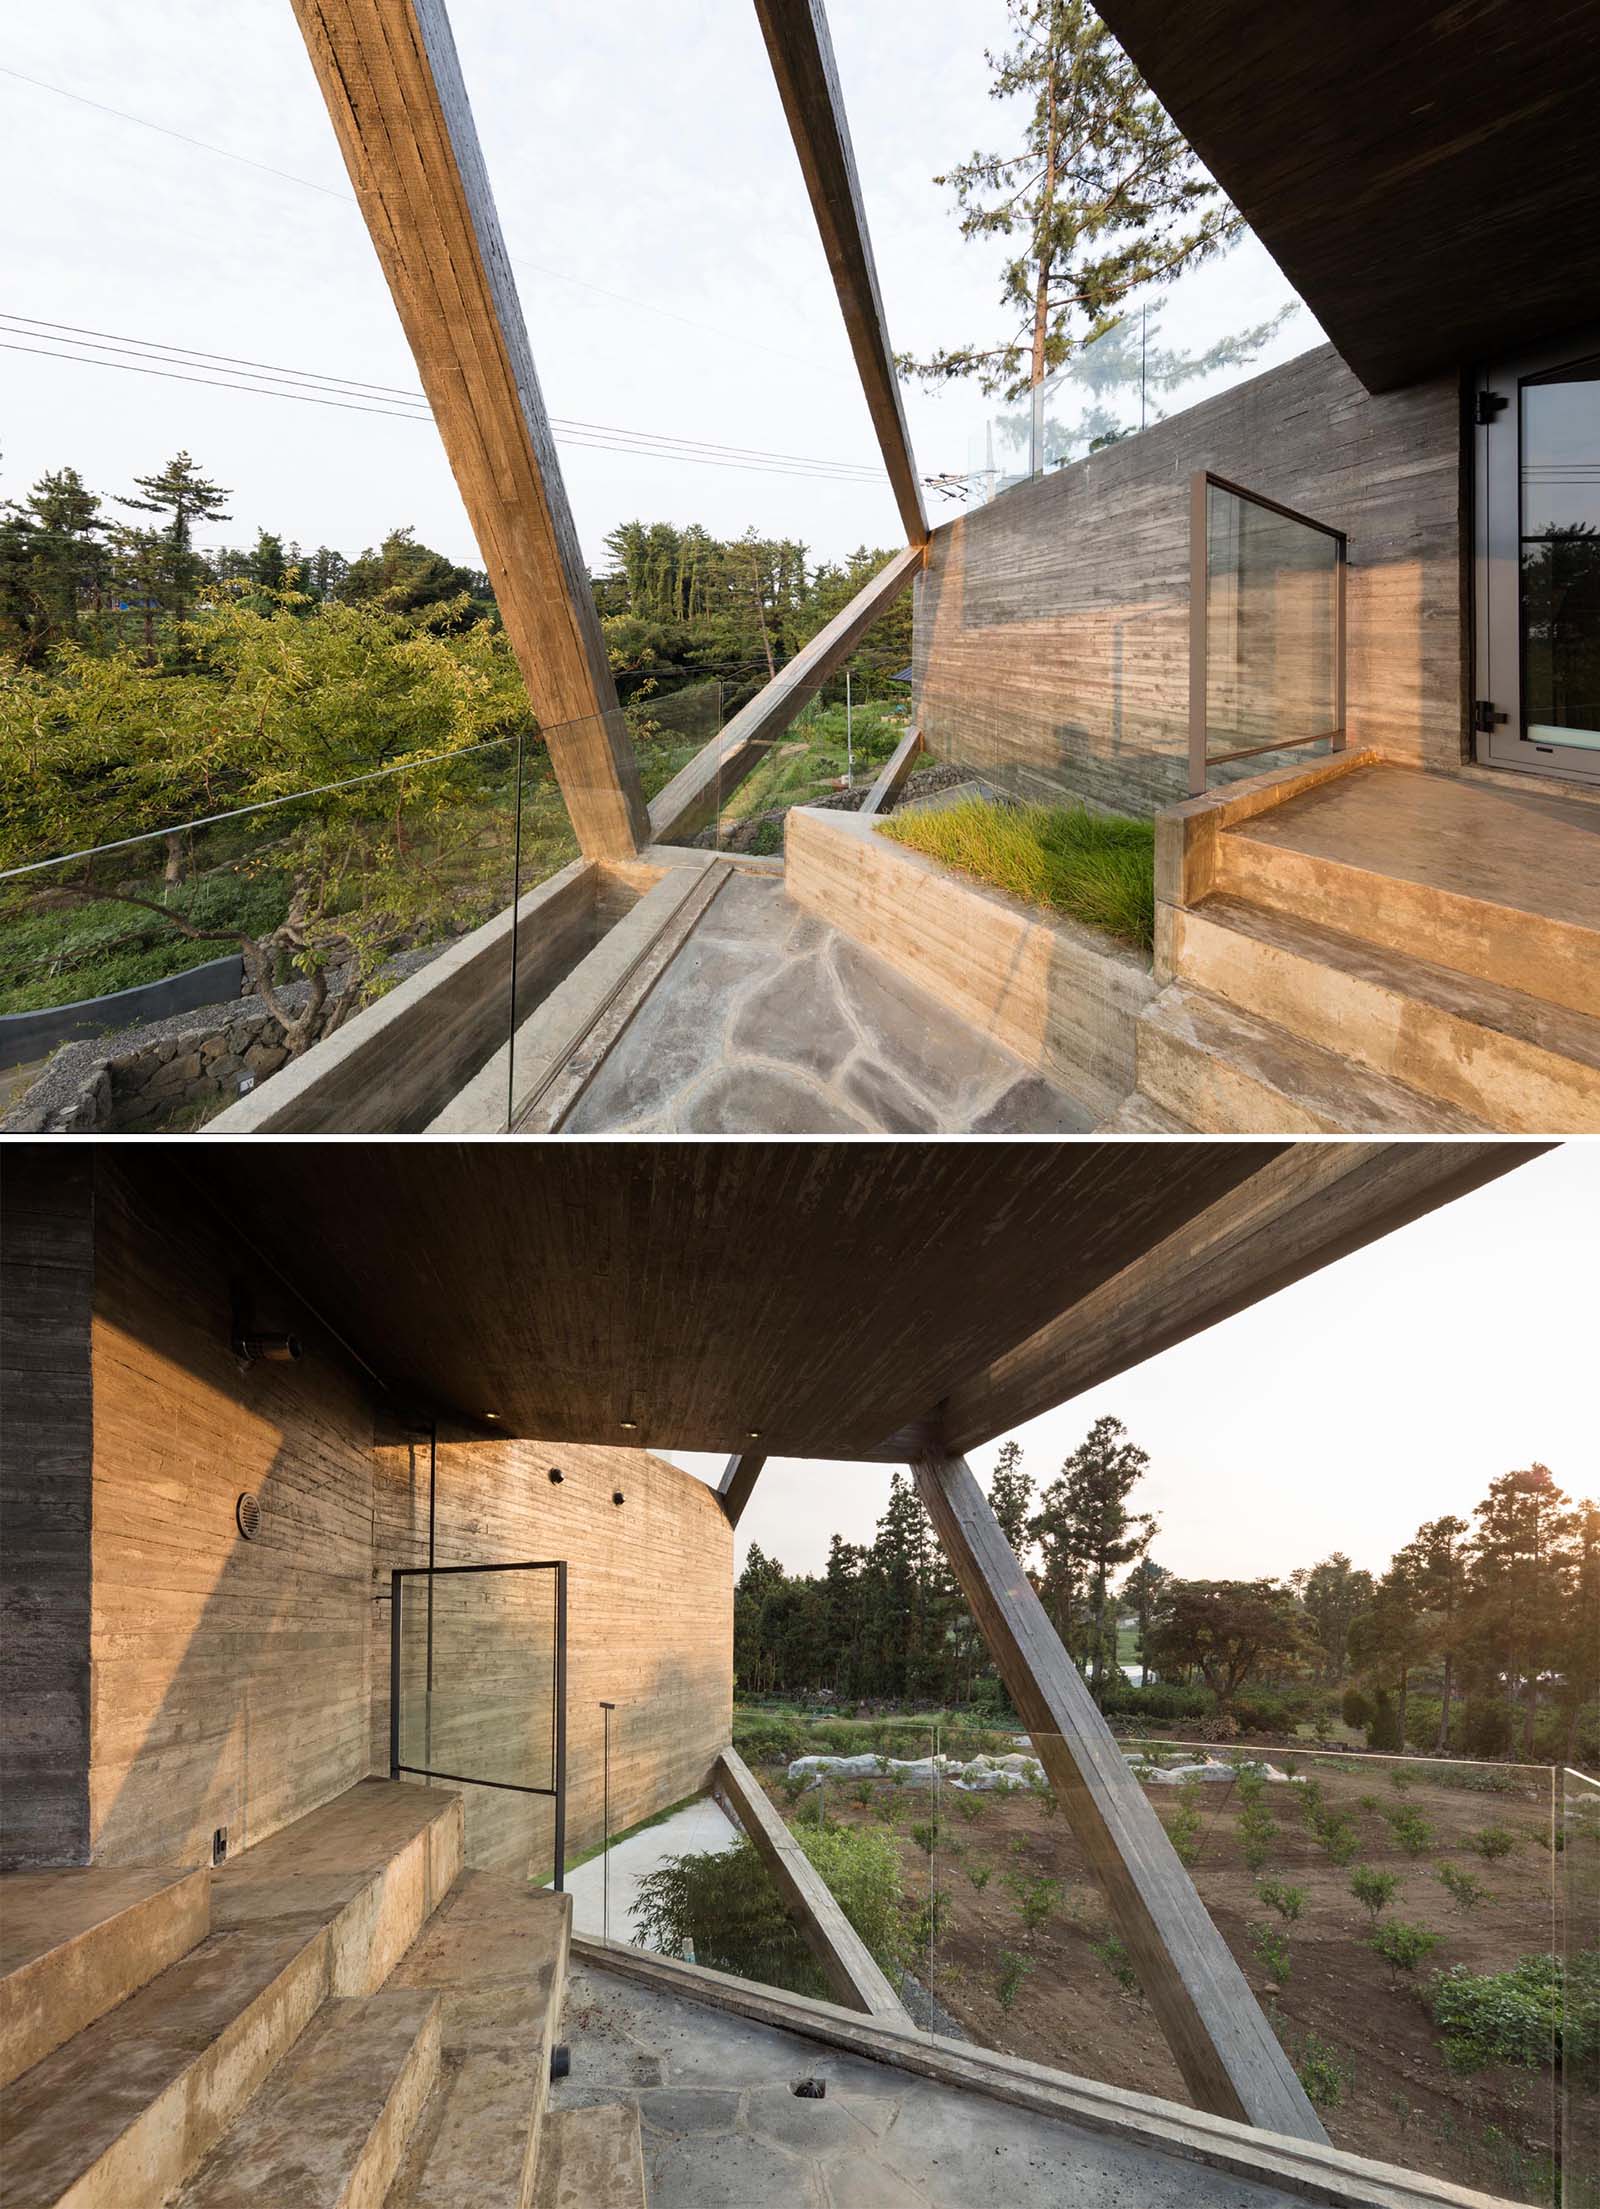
[116, 451, 232, 634]
[1407, 1515, 1470, 1752]
[987, 1439, 1034, 1560]
[898, 1, 1241, 400]
[1031, 1415, 1155, 1699]
[1120, 1555, 1171, 1686]
[1467, 1466, 1575, 1759]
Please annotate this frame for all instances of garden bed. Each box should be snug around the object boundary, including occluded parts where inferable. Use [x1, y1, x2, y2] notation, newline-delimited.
[730, 1741, 1582, 2206]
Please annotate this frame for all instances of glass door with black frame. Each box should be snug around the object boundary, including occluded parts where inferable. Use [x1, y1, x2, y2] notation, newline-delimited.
[1479, 346, 1600, 783]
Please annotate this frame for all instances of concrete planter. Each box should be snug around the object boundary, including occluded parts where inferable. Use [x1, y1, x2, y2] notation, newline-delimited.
[784, 805, 1156, 1119]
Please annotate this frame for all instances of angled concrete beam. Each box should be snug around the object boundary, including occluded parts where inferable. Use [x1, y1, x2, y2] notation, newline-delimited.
[941, 1141, 1547, 1455]
[857, 725, 924, 818]
[717, 1453, 767, 1529]
[752, 0, 928, 546]
[290, 0, 649, 861]
[911, 1447, 1326, 2143]
[648, 544, 922, 845]
[714, 1749, 911, 2023]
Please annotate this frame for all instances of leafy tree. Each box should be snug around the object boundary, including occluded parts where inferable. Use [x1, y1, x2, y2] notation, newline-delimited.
[1407, 1515, 1471, 1751]
[1121, 1555, 1171, 1686]
[1349, 1552, 1431, 1750]
[1145, 1579, 1309, 1712]
[340, 525, 488, 618]
[1466, 1465, 1575, 1760]
[898, 0, 1241, 399]
[1293, 1554, 1376, 1683]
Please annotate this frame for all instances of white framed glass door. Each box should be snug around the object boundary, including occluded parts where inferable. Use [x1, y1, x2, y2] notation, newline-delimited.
[1476, 338, 1600, 783]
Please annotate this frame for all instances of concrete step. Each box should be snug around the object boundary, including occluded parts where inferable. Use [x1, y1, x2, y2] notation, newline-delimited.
[1096, 1091, 1195, 1132]
[173, 1991, 441, 2209]
[1169, 894, 1600, 1132]
[1135, 982, 1488, 1134]
[0, 1866, 210, 2089]
[385, 1874, 572, 2209]
[1219, 773, 1600, 1020]
[534, 2106, 647, 2209]
[0, 1784, 463, 2209]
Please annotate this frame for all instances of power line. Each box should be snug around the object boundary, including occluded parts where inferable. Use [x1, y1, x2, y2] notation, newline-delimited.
[0, 315, 887, 478]
[0, 337, 887, 485]
[0, 62, 845, 379]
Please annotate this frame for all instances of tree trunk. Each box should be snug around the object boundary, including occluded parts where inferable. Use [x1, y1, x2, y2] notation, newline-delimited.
[1396, 1665, 1409, 1753]
[1522, 1670, 1538, 1762]
[1436, 1653, 1454, 1754]
[163, 832, 184, 887]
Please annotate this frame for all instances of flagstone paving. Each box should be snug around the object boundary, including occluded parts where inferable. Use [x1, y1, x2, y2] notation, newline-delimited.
[552, 1961, 1306, 2209]
[562, 872, 1090, 1134]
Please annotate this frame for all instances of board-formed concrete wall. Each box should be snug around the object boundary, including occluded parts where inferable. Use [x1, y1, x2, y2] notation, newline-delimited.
[914, 344, 1467, 815]
[36, 1160, 733, 1877]
[371, 1430, 732, 1877]
[87, 1163, 376, 1867]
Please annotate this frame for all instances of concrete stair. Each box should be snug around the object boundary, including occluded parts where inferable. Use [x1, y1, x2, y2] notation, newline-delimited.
[0, 1784, 462, 2209]
[0, 1866, 211, 2088]
[172, 1991, 442, 2209]
[534, 2105, 648, 2209]
[1159, 894, 1600, 1131]
[1135, 982, 1489, 1134]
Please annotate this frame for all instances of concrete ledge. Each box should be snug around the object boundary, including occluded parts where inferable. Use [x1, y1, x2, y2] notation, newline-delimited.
[573, 1936, 1514, 2209]
[205, 859, 599, 1135]
[427, 865, 726, 1133]
[0, 1865, 211, 2088]
[785, 804, 1155, 1118]
[1153, 748, 1381, 942]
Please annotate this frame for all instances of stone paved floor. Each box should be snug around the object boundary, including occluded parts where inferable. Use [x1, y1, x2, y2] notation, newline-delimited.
[552, 1961, 1303, 2209]
[562, 873, 1091, 1134]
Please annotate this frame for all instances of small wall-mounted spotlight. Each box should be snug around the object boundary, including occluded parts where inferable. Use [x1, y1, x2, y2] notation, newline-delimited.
[234, 1332, 303, 1367]
[612, 1490, 625, 1508]
[547, 1467, 565, 1485]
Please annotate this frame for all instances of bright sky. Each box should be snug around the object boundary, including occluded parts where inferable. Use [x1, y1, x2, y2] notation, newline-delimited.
[667, 1144, 1598, 1586]
[1, 0, 1314, 574]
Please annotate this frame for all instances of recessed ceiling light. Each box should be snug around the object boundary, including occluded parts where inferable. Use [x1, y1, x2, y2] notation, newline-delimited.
[484, 1412, 499, 1420]
[747, 1429, 762, 1441]
[619, 1419, 637, 1431]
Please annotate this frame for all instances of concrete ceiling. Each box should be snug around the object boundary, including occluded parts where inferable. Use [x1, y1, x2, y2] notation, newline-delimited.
[171, 1140, 1538, 1459]
[1097, 0, 1600, 393]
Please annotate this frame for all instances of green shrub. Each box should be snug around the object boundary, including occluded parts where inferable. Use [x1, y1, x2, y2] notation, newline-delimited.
[1388, 1766, 1413, 1794]
[954, 1790, 986, 1825]
[731, 1711, 808, 1765]
[909, 1820, 940, 1857]
[1366, 1691, 1403, 1754]
[1257, 1880, 1306, 1923]
[631, 1825, 903, 1997]
[1003, 1872, 1061, 1932]
[1294, 2033, 1351, 2109]
[1351, 1866, 1401, 1919]
[1316, 1813, 1360, 1866]
[997, 1948, 1030, 2011]
[1470, 1825, 1517, 1861]
[1251, 1924, 1291, 1982]
[1341, 1688, 1372, 1731]
[1437, 1864, 1490, 1911]
[1094, 1932, 1140, 1995]
[968, 1864, 992, 1892]
[1238, 1802, 1279, 1871]
[1370, 1920, 1439, 1979]
[1383, 1807, 1434, 1858]
[1167, 1801, 1203, 1868]
[1430, 1953, 1597, 2071]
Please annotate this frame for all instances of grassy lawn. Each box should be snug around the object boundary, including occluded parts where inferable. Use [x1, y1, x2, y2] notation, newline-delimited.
[876, 794, 1155, 953]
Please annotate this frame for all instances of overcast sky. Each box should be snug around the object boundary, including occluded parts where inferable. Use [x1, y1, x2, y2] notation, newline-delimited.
[666, 1143, 1597, 1585]
[2, 0, 1315, 574]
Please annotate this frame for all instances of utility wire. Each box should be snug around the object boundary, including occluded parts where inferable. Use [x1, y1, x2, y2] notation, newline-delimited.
[0, 315, 886, 478]
[0, 62, 845, 379]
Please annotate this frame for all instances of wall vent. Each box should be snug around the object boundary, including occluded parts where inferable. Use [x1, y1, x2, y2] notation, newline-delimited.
[236, 1493, 262, 1540]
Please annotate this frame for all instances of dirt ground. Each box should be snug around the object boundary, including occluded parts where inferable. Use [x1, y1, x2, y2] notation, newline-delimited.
[761, 1746, 1574, 2206]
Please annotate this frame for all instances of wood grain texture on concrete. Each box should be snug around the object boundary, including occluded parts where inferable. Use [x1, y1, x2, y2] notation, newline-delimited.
[1220, 764, 1600, 1020]
[170, 1988, 441, 2209]
[910, 1449, 1325, 2143]
[387, 1874, 572, 2209]
[372, 1432, 731, 1873]
[0, 1783, 459, 2209]
[915, 347, 1465, 813]
[716, 1453, 767, 1530]
[713, 1749, 910, 2023]
[0, 1865, 210, 2089]
[187, 1145, 1297, 1456]
[208, 858, 601, 1136]
[1094, 1, 1600, 393]
[647, 547, 922, 845]
[288, 0, 647, 859]
[87, 1166, 378, 1868]
[533, 2102, 646, 2209]
[0, 1153, 93, 1869]
[785, 803, 1156, 1117]
[750, 0, 927, 546]
[939, 1140, 1539, 1454]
